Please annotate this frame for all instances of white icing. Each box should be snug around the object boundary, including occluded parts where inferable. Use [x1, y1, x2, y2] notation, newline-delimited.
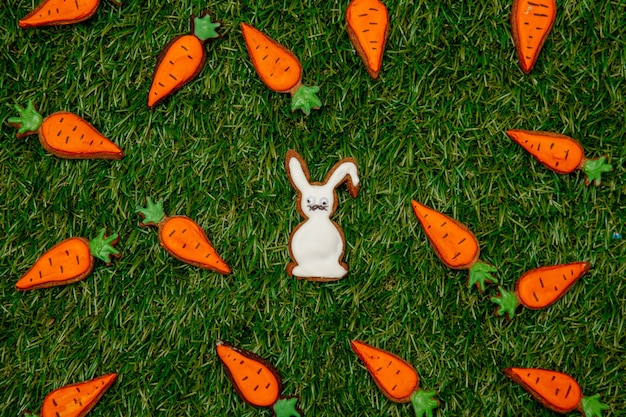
[290, 219, 348, 278]
[288, 157, 310, 193]
[287, 155, 359, 279]
[326, 162, 360, 189]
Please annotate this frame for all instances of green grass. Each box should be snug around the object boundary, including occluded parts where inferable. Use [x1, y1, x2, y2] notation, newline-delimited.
[1, 0, 625, 416]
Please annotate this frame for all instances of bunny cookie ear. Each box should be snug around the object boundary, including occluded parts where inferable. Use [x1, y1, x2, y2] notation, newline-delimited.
[325, 158, 360, 198]
[285, 150, 311, 193]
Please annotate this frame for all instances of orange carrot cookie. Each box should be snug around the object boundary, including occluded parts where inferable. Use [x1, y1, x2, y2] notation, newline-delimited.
[148, 12, 221, 108]
[492, 262, 590, 319]
[510, 0, 556, 73]
[504, 368, 608, 416]
[16, 228, 120, 291]
[507, 130, 612, 186]
[24, 373, 117, 417]
[19, 0, 121, 28]
[346, 0, 389, 79]
[136, 197, 230, 273]
[241, 22, 321, 115]
[8, 101, 124, 160]
[351, 340, 438, 415]
[411, 200, 497, 291]
[216, 340, 302, 417]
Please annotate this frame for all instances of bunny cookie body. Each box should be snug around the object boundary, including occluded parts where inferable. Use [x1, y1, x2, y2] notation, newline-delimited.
[289, 212, 347, 279]
[286, 150, 359, 281]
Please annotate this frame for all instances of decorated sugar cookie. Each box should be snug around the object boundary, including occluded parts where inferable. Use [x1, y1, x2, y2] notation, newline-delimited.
[351, 340, 439, 416]
[504, 368, 608, 416]
[492, 262, 590, 319]
[346, 0, 389, 79]
[8, 101, 124, 160]
[24, 373, 117, 417]
[18, 0, 121, 28]
[511, 0, 556, 73]
[147, 12, 221, 108]
[411, 200, 497, 291]
[15, 228, 120, 291]
[286, 150, 359, 281]
[216, 340, 302, 417]
[507, 130, 612, 186]
[136, 197, 230, 273]
[241, 23, 321, 115]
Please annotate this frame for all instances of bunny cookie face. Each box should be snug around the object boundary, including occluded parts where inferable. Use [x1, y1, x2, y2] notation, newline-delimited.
[301, 188, 335, 219]
[285, 150, 360, 281]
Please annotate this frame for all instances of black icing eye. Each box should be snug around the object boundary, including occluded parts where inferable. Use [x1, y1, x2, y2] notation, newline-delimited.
[306, 196, 315, 205]
[320, 198, 329, 207]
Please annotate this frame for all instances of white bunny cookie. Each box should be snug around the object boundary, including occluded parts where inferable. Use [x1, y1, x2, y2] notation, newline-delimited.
[285, 150, 360, 281]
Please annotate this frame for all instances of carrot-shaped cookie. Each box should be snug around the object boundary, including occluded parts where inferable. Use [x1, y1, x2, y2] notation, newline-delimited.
[19, 0, 121, 28]
[346, 0, 389, 79]
[23, 373, 117, 417]
[15, 228, 120, 291]
[492, 262, 590, 319]
[507, 130, 612, 186]
[147, 12, 221, 108]
[7, 101, 124, 160]
[136, 197, 230, 274]
[504, 368, 609, 416]
[241, 22, 321, 115]
[351, 340, 439, 416]
[216, 340, 302, 417]
[511, 0, 556, 73]
[411, 200, 497, 291]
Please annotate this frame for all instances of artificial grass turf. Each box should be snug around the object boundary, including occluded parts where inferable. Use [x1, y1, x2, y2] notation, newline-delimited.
[0, 0, 625, 415]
